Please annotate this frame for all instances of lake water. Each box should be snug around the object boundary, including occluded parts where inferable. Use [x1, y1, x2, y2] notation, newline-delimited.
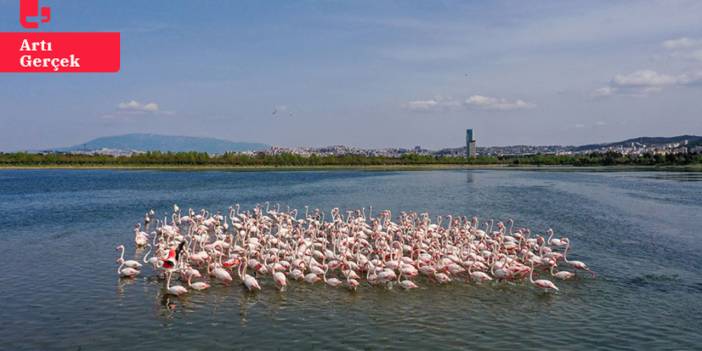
[1, 169, 701, 350]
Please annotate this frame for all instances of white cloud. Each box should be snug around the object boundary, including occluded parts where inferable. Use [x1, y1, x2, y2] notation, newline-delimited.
[102, 100, 172, 119]
[592, 86, 617, 97]
[594, 69, 702, 97]
[662, 37, 700, 50]
[662, 37, 702, 61]
[406, 99, 440, 111]
[594, 36, 702, 98]
[118, 100, 160, 113]
[464, 95, 535, 110]
[406, 95, 534, 112]
[612, 70, 678, 87]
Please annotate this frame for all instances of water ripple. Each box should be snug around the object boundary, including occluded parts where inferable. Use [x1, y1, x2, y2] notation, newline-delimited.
[1, 169, 701, 350]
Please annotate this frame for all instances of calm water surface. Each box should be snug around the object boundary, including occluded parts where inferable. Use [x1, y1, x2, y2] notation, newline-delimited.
[1, 170, 701, 350]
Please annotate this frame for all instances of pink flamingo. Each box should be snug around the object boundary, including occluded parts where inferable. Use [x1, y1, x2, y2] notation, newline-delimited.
[323, 264, 342, 287]
[273, 270, 288, 291]
[117, 261, 140, 278]
[165, 271, 188, 296]
[187, 274, 210, 291]
[564, 240, 596, 278]
[529, 261, 558, 292]
[239, 258, 261, 291]
[115, 245, 142, 269]
[550, 263, 575, 280]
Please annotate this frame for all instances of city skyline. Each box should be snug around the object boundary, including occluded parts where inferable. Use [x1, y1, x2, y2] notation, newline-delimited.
[28, 132, 701, 159]
[1, 0, 702, 151]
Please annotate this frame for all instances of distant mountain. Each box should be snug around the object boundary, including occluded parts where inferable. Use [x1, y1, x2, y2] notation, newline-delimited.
[574, 135, 702, 151]
[56, 134, 269, 154]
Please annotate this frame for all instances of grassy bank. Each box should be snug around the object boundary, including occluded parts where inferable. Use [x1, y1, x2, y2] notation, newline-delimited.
[1, 151, 701, 171]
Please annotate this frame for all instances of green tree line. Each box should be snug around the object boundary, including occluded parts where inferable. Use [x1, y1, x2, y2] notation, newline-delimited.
[0, 150, 700, 167]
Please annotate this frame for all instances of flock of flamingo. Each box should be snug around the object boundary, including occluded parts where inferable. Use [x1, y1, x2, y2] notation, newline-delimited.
[116, 203, 595, 296]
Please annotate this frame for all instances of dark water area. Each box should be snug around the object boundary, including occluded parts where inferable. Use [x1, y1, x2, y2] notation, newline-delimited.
[0, 169, 700, 350]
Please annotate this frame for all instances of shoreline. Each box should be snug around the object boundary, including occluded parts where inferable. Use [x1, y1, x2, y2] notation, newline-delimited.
[1, 164, 701, 172]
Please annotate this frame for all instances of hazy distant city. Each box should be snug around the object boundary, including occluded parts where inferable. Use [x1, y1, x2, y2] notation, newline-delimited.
[247, 139, 700, 158]
[47, 132, 702, 159]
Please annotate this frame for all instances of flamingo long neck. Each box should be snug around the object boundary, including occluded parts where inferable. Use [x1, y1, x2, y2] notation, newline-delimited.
[119, 246, 125, 261]
[508, 220, 513, 235]
[238, 259, 246, 279]
[143, 244, 152, 263]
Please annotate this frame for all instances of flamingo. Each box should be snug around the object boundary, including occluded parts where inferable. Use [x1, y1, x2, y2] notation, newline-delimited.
[468, 263, 492, 283]
[134, 224, 149, 247]
[209, 259, 233, 285]
[304, 273, 321, 284]
[550, 264, 575, 280]
[116, 204, 596, 296]
[165, 271, 188, 296]
[323, 264, 342, 288]
[564, 240, 596, 278]
[239, 258, 261, 291]
[142, 243, 160, 269]
[273, 270, 288, 291]
[187, 274, 210, 291]
[397, 270, 418, 289]
[547, 229, 567, 247]
[115, 245, 142, 269]
[529, 261, 559, 292]
[117, 261, 139, 278]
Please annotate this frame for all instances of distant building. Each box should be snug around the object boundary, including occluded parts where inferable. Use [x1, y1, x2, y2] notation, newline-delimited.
[466, 129, 477, 158]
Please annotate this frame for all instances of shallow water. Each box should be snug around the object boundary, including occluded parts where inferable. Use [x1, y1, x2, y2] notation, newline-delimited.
[1, 169, 700, 350]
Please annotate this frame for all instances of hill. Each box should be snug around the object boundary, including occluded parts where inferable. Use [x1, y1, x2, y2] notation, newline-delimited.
[575, 135, 702, 151]
[56, 134, 268, 154]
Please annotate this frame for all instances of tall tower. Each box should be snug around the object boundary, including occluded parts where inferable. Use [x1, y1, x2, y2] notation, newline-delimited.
[466, 129, 476, 159]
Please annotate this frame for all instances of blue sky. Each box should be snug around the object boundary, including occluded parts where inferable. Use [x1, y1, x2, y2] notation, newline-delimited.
[1, 0, 701, 150]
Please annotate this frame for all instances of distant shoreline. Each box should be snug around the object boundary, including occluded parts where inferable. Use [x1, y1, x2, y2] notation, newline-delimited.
[1, 164, 701, 172]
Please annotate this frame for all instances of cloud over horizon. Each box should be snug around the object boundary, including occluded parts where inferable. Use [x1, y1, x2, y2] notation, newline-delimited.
[406, 95, 535, 112]
[662, 37, 701, 50]
[592, 36, 702, 98]
[117, 100, 160, 113]
[101, 100, 173, 120]
[593, 69, 702, 97]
